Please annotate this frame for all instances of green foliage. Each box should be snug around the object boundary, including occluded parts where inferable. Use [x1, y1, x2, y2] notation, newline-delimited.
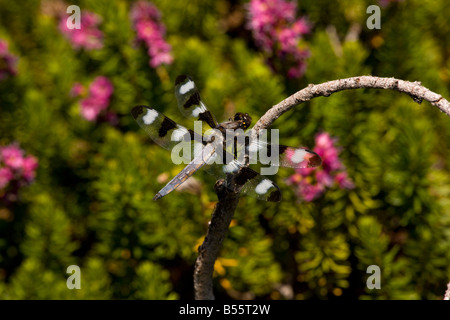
[1, 0, 450, 300]
[132, 261, 178, 299]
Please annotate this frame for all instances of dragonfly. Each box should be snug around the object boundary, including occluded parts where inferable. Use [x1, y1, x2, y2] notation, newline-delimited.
[131, 75, 321, 202]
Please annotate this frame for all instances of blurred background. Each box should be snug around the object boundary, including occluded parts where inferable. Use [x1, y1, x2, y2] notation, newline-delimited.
[1, 0, 450, 300]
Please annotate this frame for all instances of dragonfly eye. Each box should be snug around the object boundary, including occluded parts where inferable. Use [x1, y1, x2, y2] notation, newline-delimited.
[233, 112, 251, 129]
[243, 114, 251, 129]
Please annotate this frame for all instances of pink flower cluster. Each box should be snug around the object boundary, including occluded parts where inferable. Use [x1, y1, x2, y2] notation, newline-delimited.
[130, 1, 173, 68]
[59, 10, 103, 50]
[287, 132, 354, 202]
[378, 0, 403, 7]
[247, 0, 311, 78]
[0, 39, 18, 81]
[0, 144, 38, 201]
[71, 76, 115, 122]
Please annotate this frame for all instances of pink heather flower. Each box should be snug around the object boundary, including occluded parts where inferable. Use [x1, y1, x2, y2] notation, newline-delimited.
[248, 0, 296, 31]
[130, 1, 173, 68]
[130, 0, 161, 23]
[89, 76, 114, 103]
[292, 17, 311, 35]
[278, 28, 298, 52]
[59, 11, 103, 50]
[0, 39, 18, 80]
[316, 170, 334, 187]
[135, 20, 162, 43]
[75, 76, 114, 122]
[0, 39, 7, 55]
[0, 144, 38, 199]
[335, 172, 355, 189]
[0, 167, 14, 189]
[288, 132, 354, 202]
[315, 131, 338, 150]
[1, 144, 24, 169]
[378, 0, 403, 7]
[287, 61, 307, 79]
[247, 0, 310, 78]
[314, 132, 343, 172]
[298, 180, 324, 202]
[70, 82, 85, 97]
[22, 156, 39, 182]
[287, 173, 302, 184]
[147, 42, 173, 67]
[80, 96, 102, 121]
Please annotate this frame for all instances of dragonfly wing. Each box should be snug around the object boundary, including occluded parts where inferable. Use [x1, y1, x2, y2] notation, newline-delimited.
[235, 166, 282, 202]
[174, 75, 218, 129]
[153, 142, 217, 200]
[131, 105, 205, 164]
[247, 139, 321, 168]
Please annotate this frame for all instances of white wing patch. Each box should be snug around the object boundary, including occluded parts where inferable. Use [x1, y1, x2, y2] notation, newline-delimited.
[179, 80, 195, 95]
[192, 102, 207, 117]
[223, 160, 241, 174]
[192, 107, 203, 117]
[255, 179, 274, 195]
[291, 149, 307, 164]
[142, 108, 159, 125]
[171, 127, 189, 141]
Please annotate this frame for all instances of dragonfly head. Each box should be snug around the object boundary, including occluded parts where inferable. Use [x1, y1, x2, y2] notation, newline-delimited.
[234, 112, 252, 130]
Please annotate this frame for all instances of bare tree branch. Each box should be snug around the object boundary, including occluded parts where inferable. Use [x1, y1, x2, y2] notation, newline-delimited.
[194, 180, 241, 300]
[193, 75, 450, 300]
[250, 76, 450, 139]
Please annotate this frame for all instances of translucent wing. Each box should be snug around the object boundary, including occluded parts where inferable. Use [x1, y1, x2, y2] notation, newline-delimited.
[174, 75, 218, 129]
[247, 139, 321, 168]
[218, 158, 282, 202]
[234, 166, 282, 202]
[153, 142, 217, 200]
[131, 105, 203, 163]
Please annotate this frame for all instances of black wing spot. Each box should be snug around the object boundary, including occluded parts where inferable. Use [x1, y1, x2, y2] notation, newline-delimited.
[279, 145, 289, 155]
[234, 167, 259, 186]
[198, 111, 217, 129]
[184, 91, 201, 109]
[159, 116, 177, 137]
[268, 190, 282, 202]
[187, 129, 196, 140]
[175, 75, 191, 85]
[131, 105, 145, 119]
[308, 150, 322, 167]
